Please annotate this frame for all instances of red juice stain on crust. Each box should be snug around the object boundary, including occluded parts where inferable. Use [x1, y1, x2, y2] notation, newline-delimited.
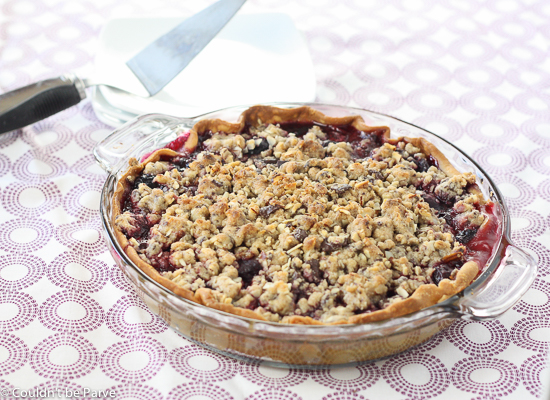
[465, 202, 500, 271]
[140, 131, 192, 162]
[165, 131, 190, 151]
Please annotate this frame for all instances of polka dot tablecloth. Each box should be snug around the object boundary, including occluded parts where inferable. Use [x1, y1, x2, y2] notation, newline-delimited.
[0, 0, 549, 399]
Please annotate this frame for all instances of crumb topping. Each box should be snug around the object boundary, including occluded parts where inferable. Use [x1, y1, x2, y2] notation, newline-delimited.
[116, 123, 486, 323]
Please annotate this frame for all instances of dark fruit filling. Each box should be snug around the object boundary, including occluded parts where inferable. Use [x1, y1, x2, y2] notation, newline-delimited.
[116, 118, 498, 322]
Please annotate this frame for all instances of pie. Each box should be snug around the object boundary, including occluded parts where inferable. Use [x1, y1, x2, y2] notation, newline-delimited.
[112, 105, 498, 325]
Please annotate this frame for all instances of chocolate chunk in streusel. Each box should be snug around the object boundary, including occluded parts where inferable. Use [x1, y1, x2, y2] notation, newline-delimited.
[292, 228, 309, 243]
[259, 204, 283, 218]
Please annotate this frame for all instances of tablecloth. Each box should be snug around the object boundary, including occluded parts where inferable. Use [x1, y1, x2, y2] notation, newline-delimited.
[1, 0, 549, 399]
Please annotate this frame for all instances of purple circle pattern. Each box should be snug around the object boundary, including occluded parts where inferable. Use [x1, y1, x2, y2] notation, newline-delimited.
[71, 154, 107, 180]
[240, 362, 307, 388]
[2, 0, 47, 17]
[507, 67, 550, 91]
[45, 20, 93, 45]
[157, 304, 171, 325]
[513, 238, 550, 277]
[411, 115, 464, 142]
[0, 19, 41, 41]
[321, 392, 367, 400]
[0, 42, 35, 68]
[79, 102, 100, 122]
[444, 320, 510, 357]
[455, 65, 503, 89]
[381, 352, 449, 398]
[29, 332, 98, 379]
[493, 174, 535, 209]
[513, 92, 550, 117]
[41, 46, 91, 69]
[0, 0, 548, 397]
[460, 90, 511, 116]
[539, 179, 550, 202]
[395, 14, 438, 35]
[492, 16, 535, 41]
[21, 120, 73, 152]
[528, 148, 550, 176]
[245, 388, 302, 400]
[30, 379, 82, 397]
[402, 61, 451, 87]
[472, 145, 526, 174]
[449, 37, 496, 62]
[0, 253, 45, 291]
[47, 252, 109, 292]
[0, 218, 53, 253]
[0, 291, 37, 331]
[169, 345, 237, 381]
[500, 43, 546, 66]
[399, 38, 445, 60]
[12, 150, 68, 181]
[38, 290, 104, 333]
[406, 87, 457, 114]
[353, 85, 404, 113]
[520, 352, 548, 398]
[100, 337, 167, 383]
[317, 80, 352, 105]
[106, 295, 167, 338]
[306, 30, 346, 57]
[410, 330, 445, 352]
[110, 266, 134, 292]
[522, 118, 550, 146]
[167, 382, 235, 400]
[1, 181, 61, 218]
[511, 317, 550, 352]
[352, 59, 400, 85]
[509, 209, 546, 241]
[55, 220, 106, 257]
[0, 379, 15, 400]
[0, 68, 31, 92]
[104, 384, 163, 400]
[311, 363, 379, 391]
[74, 124, 112, 151]
[348, 34, 394, 57]
[0, 153, 10, 177]
[465, 117, 518, 145]
[0, 333, 28, 376]
[450, 357, 519, 397]
[62, 180, 102, 221]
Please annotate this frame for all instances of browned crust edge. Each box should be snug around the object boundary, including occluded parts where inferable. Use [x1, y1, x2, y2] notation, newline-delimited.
[112, 105, 482, 325]
[113, 148, 198, 304]
[192, 104, 391, 138]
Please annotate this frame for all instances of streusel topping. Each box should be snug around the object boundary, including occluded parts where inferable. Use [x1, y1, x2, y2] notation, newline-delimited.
[116, 123, 485, 323]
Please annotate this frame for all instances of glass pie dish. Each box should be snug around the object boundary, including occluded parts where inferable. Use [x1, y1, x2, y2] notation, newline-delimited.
[95, 103, 537, 367]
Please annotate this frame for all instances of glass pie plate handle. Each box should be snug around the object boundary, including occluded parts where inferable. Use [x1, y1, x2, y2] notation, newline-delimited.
[95, 105, 538, 367]
[456, 240, 536, 320]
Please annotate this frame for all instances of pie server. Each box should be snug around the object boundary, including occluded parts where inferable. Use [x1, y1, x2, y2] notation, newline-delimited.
[0, 0, 246, 135]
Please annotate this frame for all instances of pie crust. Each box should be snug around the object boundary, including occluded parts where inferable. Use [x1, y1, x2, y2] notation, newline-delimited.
[112, 105, 491, 325]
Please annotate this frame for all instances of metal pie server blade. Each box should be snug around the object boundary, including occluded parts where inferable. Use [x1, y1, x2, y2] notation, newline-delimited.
[0, 0, 246, 134]
[126, 0, 247, 97]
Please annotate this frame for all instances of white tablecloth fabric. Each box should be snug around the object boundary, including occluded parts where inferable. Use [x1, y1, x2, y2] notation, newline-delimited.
[0, 0, 549, 399]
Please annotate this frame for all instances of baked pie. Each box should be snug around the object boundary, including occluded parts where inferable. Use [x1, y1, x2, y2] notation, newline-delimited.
[112, 105, 498, 325]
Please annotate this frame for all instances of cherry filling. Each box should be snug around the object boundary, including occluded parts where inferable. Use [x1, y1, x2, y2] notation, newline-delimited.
[430, 203, 500, 285]
[121, 120, 500, 303]
[280, 121, 384, 159]
[237, 259, 263, 288]
[132, 174, 160, 190]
